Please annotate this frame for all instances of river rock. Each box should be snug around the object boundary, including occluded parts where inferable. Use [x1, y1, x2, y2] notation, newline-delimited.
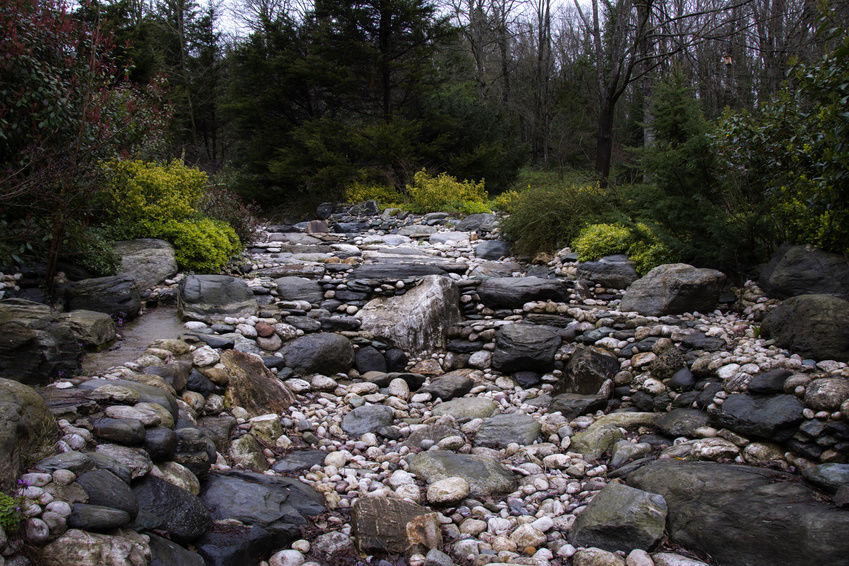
[0, 378, 57, 491]
[418, 370, 474, 401]
[132, 475, 211, 542]
[559, 346, 619, 395]
[352, 497, 442, 554]
[656, 409, 710, 438]
[350, 263, 446, 280]
[79, 379, 179, 421]
[760, 244, 849, 300]
[221, 349, 294, 418]
[431, 397, 498, 421]
[761, 294, 849, 361]
[474, 413, 540, 448]
[619, 264, 725, 316]
[627, 460, 849, 566]
[64, 275, 142, 320]
[548, 393, 608, 419]
[711, 393, 803, 441]
[114, 238, 178, 291]
[179, 275, 258, 323]
[69, 503, 131, 531]
[407, 450, 516, 497]
[341, 404, 395, 436]
[805, 377, 849, 411]
[0, 299, 81, 384]
[76, 469, 138, 518]
[274, 277, 324, 304]
[474, 240, 511, 260]
[577, 256, 639, 289]
[93, 417, 146, 445]
[61, 309, 116, 348]
[569, 482, 667, 551]
[356, 275, 460, 352]
[571, 424, 623, 462]
[148, 532, 205, 566]
[491, 324, 561, 373]
[456, 213, 497, 232]
[39, 528, 150, 566]
[478, 277, 568, 309]
[283, 332, 354, 375]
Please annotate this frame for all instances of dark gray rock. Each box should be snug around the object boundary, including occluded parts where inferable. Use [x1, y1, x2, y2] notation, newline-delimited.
[478, 277, 567, 309]
[175, 427, 216, 479]
[178, 275, 258, 323]
[133, 475, 211, 542]
[0, 299, 82, 385]
[114, 238, 178, 291]
[76, 469, 138, 518]
[569, 482, 667, 551]
[385, 348, 409, 372]
[656, 409, 710, 438]
[456, 213, 497, 232]
[200, 471, 324, 537]
[149, 532, 205, 566]
[558, 346, 619, 395]
[747, 369, 792, 394]
[668, 368, 697, 392]
[93, 417, 146, 445]
[548, 393, 608, 419]
[341, 405, 395, 436]
[64, 275, 142, 320]
[418, 370, 474, 401]
[760, 244, 849, 300]
[712, 393, 803, 441]
[474, 240, 511, 260]
[0, 378, 57, 492]
[802, 463, 849, 494]
[619, 264, 726, 316]
[491, 324, 561, 373]
[143, 427, 178, 462]
[627, 460, 849, 566]
[407, 450, 516, 497]
[35, 451, 95, 475]
[404, 424, 464, 450]
[68, 503, 131, 531]
[319, 315, 361, 331]
[196, 524, 279, 566]
[272, 450, 326, 474]
[349, 200, 380, 216]
[78, 379, 179, 421]
[474, 413, 540, 448]
[274, 277, 323, 304]
[146, 361, 192, 394]
[61, 309, 116, 349]
[285, 316, 322, 332]
[761, 294, 849, 361]
[577, 256, 639, 289]
[367, 372, 426, 390]
[283, 332, 354, 375]
[350, 263, 446, 280]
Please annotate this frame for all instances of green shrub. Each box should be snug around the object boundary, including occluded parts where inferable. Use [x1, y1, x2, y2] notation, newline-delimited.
[344, 182, 406, 206]
[501, 183, 609, 255]
[62, 226, 120, 277]
[157, 218, 241, 273]
[628, 223, 676, 275]
[405, 170, 490, 214]
[572, 223, 633, 262]
[103, 159, 207, 238]
[490, 189, 521, 213]
[0, 491, 24, 533]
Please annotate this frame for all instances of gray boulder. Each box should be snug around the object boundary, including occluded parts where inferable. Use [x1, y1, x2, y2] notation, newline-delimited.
[474, 413, 540, 448]
[558, 346, 619, 395]
[627, 460, 849, 566]
[356, 275, 460, 352]
[148, 533, 205, 566]
[711, 393, 803, 441]
[478, 277, 568, 309]
[39, 529, 150, 565]
[341, 405, 395, 436]
[274, 276, 324, 304]
[619, 264, 725, 316]
[61, 310, 116, 348]
[474, 240, 512, 260]
[407, 450, 516, 497]
[802, 463, 849, 493]
[114, 238, 178, 291]
[0, 299, 81, 384]
[132, 475, 211, 542]
[548, 393, 608, 419]
[491, 324, 561, 373]
[431, 397, 498, 421]
[64, 275, 142, 320]
[760, 244, 849, 300]
[577, 255, 639, 289]
[569, 482, 667, 551]
[178, 275, 258, 323]
[761, 294, 849, 361]
[283, 332, 354, 375]
[455, 213, 497, 232]
[0, 378, 58, 492]
[350, 262, 446, 280]
[418, 370, 474, 401]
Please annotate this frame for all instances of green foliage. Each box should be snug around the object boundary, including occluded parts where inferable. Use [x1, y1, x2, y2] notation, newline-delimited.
[62, 226, 120, 277]
[572, 223, 633, 262]
[490, 190, 521, 213]
[158, 218, 240, 273]
[344, 182, 406, 206]
[200, 177, 262, 245]
[714, 20, 849, 255]
[627, 222, 676, 275]
[0, 491, 24, 533]
[501, 182, 610, 255]
[404, 170, 490, 214]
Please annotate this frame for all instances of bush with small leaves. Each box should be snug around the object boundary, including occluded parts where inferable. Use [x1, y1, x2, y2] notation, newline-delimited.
[572, 223, 633, 262]
[405, 170, 490, 214]
[157, 218, 241, 273]
[344, 182, 406, 207]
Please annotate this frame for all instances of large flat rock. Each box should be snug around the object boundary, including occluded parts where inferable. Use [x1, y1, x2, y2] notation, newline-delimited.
[478, 277, 568, 309]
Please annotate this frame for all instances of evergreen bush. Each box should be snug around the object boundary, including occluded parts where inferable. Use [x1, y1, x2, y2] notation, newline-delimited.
[572, 223, 633, 262]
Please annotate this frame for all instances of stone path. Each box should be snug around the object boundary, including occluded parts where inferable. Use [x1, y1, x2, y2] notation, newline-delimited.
[2, 206, 849, 566]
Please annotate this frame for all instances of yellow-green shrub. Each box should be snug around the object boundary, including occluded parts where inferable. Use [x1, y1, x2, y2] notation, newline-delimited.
[157, 218, 241, 273]
[103, 159, 207, 236]
[405, 170, 490, 214]
[572, 223, 633, 262]
[628, 223, 675, 275]
[490, 189, 521, 213]
[344, 182, 406, 206]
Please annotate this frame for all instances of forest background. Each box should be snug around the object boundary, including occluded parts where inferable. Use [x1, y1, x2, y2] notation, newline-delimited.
[1, 0, 848, 290]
